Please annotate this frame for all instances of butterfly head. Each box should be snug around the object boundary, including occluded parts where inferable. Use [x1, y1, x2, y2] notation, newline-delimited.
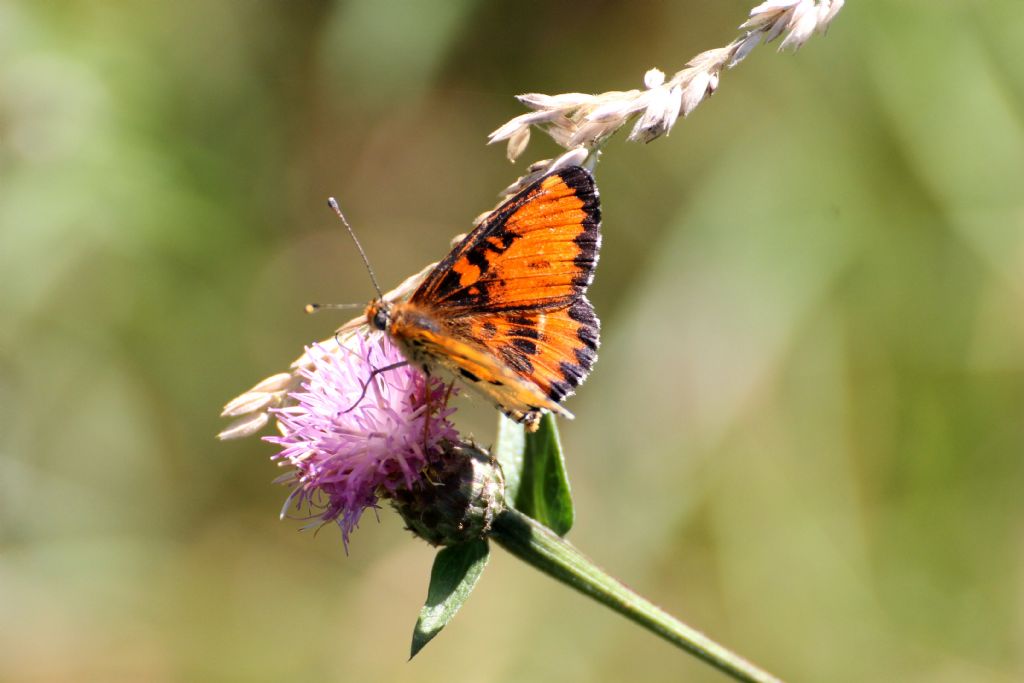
[366, 300, 392, 332]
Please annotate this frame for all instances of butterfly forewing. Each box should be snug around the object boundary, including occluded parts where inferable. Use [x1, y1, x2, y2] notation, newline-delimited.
[412, 167, 600, 314]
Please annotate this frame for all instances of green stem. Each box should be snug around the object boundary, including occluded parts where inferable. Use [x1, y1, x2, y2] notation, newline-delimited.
[490, 508, 783, 683]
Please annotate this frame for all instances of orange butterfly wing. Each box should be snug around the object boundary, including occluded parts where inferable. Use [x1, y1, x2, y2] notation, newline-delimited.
[387, 166, 601, 428]
[384, 315, 570, 424]
[456, 297, 599, 405]
[411, 167, 600, 314]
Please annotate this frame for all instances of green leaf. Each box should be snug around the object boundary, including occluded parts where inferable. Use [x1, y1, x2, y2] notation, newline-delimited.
[494, 414, 526, 504]
[514, 413, 575, 535]
[410, 539, 490, 659]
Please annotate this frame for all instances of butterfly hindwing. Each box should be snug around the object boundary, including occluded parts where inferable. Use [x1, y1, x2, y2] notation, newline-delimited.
[411, 166, 600, 314]
[387, 312, 569, 425]
[460, 297, 599, 405]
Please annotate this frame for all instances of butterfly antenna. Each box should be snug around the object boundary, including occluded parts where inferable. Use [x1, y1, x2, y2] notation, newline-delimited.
[304, 302, 364, 314]
[327, 197, 383, 299]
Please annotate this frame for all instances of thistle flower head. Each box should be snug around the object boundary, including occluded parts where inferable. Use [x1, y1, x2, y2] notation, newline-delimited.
[265, 335, 458, 545]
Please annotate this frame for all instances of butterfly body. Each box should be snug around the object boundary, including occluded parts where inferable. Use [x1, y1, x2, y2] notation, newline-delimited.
[366, 166, 601, 431]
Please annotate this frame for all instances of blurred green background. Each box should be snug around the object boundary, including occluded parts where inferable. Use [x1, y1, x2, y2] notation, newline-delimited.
[3, 1, 1023, 681]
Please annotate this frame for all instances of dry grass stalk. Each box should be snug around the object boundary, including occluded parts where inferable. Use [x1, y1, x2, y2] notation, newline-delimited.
[489, 0, 845, 166]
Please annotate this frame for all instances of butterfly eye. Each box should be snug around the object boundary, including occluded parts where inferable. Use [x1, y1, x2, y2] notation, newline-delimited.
[372, 308, 389, 331]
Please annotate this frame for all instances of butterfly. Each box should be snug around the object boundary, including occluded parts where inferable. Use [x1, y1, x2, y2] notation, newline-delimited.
[364, 165, 601, 431]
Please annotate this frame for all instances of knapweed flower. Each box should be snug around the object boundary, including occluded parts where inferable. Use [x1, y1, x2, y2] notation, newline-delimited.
[217, 262, 438, 442]
[265, 334, 458, 545]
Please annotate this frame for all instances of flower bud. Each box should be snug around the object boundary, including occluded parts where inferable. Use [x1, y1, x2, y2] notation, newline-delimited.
[391, 442, 506, 546]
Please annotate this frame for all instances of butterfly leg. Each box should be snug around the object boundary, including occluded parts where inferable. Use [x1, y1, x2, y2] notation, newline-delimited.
[421, 377, 457, 454]
[422, 373, 433, 452]
[502, 406, 543, 432]
[340, 360, 410, 414]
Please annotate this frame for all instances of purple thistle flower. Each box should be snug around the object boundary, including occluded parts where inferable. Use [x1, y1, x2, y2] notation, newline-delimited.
[265, 334, 458, 546]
